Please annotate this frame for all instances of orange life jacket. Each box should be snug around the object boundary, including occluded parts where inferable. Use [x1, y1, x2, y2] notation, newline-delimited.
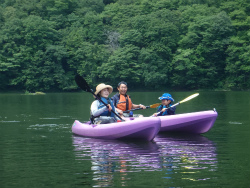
[117, 94, 132, 111]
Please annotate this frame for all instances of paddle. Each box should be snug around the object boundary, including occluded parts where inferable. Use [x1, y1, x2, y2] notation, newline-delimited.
[155, 93, 199, 116]
[75, 75, 124, 121]
[123, 103, 161, 113]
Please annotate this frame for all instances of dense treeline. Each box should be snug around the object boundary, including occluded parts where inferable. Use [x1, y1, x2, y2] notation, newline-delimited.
[0, 0, 249, 91]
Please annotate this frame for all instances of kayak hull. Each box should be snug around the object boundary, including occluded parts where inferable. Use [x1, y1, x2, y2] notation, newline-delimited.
[72, 117, 161, 141]
[159, 110, 218, 134]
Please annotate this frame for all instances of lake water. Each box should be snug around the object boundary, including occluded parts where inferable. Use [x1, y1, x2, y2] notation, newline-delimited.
[0, 91, 249, 187]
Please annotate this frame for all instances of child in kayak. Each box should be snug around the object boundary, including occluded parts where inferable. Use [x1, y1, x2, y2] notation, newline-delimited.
[112, 81, 146, 117]
[152, 93, 176, 116]
[90, 83, 122, 124]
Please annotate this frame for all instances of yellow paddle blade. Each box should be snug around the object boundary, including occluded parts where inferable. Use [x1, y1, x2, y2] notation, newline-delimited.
[149, 103, 162, 108]
[179, 93, 199, 104]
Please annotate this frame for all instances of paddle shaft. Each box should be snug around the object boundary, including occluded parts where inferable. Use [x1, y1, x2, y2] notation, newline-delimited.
[123, 103, 161, 113]
[124, 106, 150, 113]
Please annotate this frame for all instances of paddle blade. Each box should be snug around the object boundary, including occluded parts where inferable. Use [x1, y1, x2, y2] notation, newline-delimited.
[150, 103, 161, 108]
[75, 75, 91, 92]
[179, 93, 199, 104]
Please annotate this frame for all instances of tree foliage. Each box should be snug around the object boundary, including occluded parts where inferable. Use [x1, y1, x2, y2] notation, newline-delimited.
[0, 0, 250, 91]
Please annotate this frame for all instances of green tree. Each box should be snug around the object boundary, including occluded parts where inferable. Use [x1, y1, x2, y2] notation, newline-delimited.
[225, 37, 250, 89]
[1, 15, 63, 91]
[0, 18, 24, 89]
[67, 42, 110, 88]
[172, 8, 233, 89]
[170, 48, 204, 89]
[98, 44, 141, 88]
[1, 0, 250, 91]
[139, 48, 169, 88]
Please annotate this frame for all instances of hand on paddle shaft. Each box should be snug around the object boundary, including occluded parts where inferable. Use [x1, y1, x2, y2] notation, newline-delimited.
[107, 104, 112, 112]
[154, 93, 199, 116]
[124, 103, 161, 113]
[156, 105, 176, 116]
[75, 75, 125, 121]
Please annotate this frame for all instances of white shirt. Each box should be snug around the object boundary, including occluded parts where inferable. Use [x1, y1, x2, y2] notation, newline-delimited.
[90, 100, 119, 120]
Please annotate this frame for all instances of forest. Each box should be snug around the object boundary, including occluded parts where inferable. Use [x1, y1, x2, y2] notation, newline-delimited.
[0, 0, 250, 91]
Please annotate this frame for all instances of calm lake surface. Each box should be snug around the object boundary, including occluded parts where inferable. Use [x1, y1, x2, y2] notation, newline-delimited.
[0, 91, 249, 188]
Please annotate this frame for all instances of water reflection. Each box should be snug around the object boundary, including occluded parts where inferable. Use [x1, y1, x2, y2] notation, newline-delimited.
[73, 134, 217, 187]
[73, 136, 160, 187]
[155, 133, 217, 182]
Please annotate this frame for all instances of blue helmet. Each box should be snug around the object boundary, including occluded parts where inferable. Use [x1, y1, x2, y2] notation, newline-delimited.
[158, 93, 174, 102]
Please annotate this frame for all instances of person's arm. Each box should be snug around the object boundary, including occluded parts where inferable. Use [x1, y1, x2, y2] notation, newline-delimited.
[152, 106, 162, 117]
[158, 105, 176, 115]
[132, 103, 146, 109]
[113, 108, 124, 120]
[167, 106, 176, 115]
[115, 108, 123, 115]
[91, 100, 108, 117]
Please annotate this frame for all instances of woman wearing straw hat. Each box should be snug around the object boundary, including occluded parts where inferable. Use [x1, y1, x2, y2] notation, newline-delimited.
[152, 93, 176, 116]
[90, 83, 122, 124]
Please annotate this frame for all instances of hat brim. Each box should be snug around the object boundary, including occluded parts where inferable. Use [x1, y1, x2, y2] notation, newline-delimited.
[158, 97, 174, 101]
[95, 85, 113, 95]
[159, 97, 165, 100]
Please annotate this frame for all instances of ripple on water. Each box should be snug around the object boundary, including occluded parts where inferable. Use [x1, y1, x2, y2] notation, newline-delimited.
[229, 121, 243, 125]
[0, 120, 21, 123]
[27, 123, 70, 131]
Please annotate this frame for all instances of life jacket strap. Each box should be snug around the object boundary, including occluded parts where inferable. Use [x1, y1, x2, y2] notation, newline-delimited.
[107, 99, 111, 116]
[125, 95, 129, 111]
[90, 115, 97, 124]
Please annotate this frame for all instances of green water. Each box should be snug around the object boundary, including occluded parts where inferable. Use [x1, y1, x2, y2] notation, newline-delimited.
[0, 91, 249, 187]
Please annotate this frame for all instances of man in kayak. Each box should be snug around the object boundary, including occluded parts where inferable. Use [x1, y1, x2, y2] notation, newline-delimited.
[112, 81, 146, 116]
[152, 93, 176, 116]
[90, 83, 122, 124]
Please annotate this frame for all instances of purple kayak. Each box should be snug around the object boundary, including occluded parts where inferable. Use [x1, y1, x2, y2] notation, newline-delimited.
[159, 110, 218, 134]
[72, 117, 161, 141]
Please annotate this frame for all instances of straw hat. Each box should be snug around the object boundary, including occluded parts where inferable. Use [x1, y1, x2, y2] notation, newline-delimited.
[95, 83, 113, 95]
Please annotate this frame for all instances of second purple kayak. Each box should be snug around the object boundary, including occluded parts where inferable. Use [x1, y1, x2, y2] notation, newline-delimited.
[159, 109, 218, 134]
